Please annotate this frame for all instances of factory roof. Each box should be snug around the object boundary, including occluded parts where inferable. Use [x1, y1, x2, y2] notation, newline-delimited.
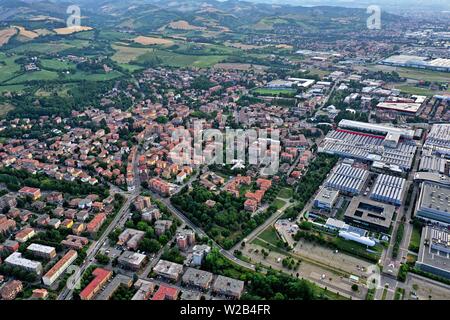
[338, 120, 415, 139]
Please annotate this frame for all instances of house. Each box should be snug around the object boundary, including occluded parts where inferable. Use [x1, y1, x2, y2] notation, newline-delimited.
[0, 280, 23, 300]
[79, 268, 113, 300]
[86, 213, 106, 234]
[152, 285, 179, 300]
[18, 187, 41, 200]
[15, 227, 35, 243]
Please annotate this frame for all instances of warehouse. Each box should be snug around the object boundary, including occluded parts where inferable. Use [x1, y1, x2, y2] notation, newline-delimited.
[415, 182, 450, 225]
[416, 226, 450, 279]
[423, 124, 450, 156]
[344, 197, 395, 233]
[319, 129, 417, 172]
[377, 102, 422, 115]
[338, 120, 415, 139]
[370, 174, 406, 206]
[380, 55, 450, 72]
[325, 163, 369, 195]
[419, 155, 447, 174]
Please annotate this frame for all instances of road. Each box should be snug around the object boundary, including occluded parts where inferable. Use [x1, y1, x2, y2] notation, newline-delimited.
[148, 191, 256, 271]
[59, 193, 137, 300]
[230, 200, 293, 253]
[60, 144, 142, 300]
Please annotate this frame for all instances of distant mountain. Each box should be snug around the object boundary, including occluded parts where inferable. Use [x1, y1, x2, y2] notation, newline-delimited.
[0, 0, 409, 32]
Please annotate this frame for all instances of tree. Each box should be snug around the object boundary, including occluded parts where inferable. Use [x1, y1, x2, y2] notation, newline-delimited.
[139, 238, 161, 253]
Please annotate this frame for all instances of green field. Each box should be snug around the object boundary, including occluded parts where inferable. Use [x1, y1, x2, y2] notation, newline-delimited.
[0, 103, 14, 116]
[0, 84, 28, 93]
[111, 44, 154, 63]
[273, 198, 287, 210]
[9, 40, 90, 54]
[0, 53, 23, 83]
[40, 58, 76, 71]
[252, 88, 297, 96]
[7, 70, 59, 84]
[118, 63, 144, 73]
[135, 49, 227, 68]
[277, 188, 293, 199]
[395, 85, 446, 96]
[64, 70, 123, 82]
[258, 226, 281, 246]
[367, 65, 450, 83]
[408, 223, 422, 253]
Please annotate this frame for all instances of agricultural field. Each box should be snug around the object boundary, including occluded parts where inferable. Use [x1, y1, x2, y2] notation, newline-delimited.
[14, 26, 39, 40]
[111, 44, 154, 63]
[0, 103, 15, 116]
[0, 84, 28, 94]
[9, 40, 90, 54]
[132, 36, 174, 46]
[0, 28, 18, 46]
[395, 84, 449, 96]
[167, 20, 206, 31]
[0, 53, 23, 83]
[53, 26, 94, 35]
[135, 49, 228, 68]
[40, 58, 77, 71]
[6, 70, 59, 84]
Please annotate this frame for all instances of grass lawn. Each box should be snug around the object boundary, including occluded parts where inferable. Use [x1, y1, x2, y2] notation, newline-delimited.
[9, 40, 90, 54]
[273, 198, 286, 210]
[394, 287, 404, 300]
[0, 84, 28, 93]
[118, 63, 144, 73]
[0, 53, 23, 83]
[0, 103, 14, 117]
[252, 88, 297, 96]
[40, 58, 76, 71]
[408, 223, 422, 253]
[136, 49, 227, 68]
[381, 286, 388, 300]
[258, 226, 281, 246]
[395, 85, 442, 96]
[65, 70, 123, 81]
[111, 44, 154, 63]
[6, 70, 59, 84]
[277, 188, 293, 199]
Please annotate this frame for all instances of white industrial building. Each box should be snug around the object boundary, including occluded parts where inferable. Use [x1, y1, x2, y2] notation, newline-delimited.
[370, 174, 406, 206]
[4, 252, 43, 275]
[419, 155, 447, 174]
[325, 163, 369, 195]
[319, 129, 417, 172]
[423, 124, 450, 157]
[314, 188, 339, 210]
[338, 120, 415, 139]
[324, 218, 375, 247]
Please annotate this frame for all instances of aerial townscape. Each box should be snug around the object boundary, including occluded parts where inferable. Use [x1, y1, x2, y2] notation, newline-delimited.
[0, 0, 449, 306]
